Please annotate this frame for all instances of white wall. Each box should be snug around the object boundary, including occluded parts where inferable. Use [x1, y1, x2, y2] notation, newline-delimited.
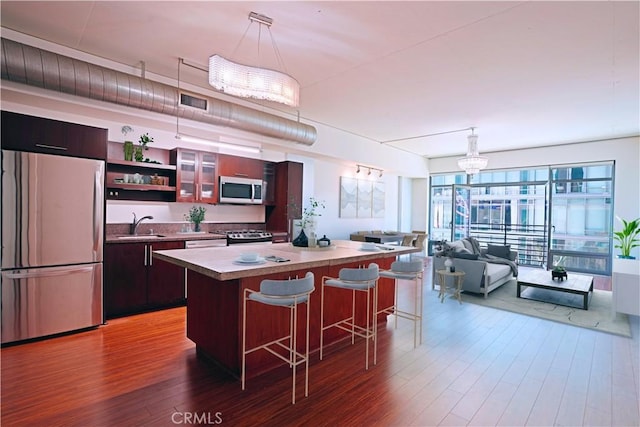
[397, 177, 412, 232]
[299, 157, 400, 240]
[411, 178, 429, 233]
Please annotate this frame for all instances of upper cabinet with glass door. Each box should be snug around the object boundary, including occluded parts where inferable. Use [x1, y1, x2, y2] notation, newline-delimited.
[170, 148, 217, 204]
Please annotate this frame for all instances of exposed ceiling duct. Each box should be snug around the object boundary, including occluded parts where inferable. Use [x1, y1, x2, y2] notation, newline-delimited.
[0, 38, 317, 146]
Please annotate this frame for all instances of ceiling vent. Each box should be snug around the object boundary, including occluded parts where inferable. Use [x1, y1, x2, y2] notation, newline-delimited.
[180, 92, 207, 111]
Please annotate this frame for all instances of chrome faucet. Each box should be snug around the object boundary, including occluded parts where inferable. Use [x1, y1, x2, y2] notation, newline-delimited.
[130, 212, 154, 235]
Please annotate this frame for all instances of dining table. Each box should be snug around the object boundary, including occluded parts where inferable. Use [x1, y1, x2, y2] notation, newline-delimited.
[349, 231, 416, 245]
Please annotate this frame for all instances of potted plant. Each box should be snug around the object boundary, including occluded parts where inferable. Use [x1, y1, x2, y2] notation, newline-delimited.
[291, 197, 325, 247]
[551, 265, 567, 281]
[134, 132, 154, 162]
[184, 206, 206, 232]
[121, 125, 134, 161]
[613, 216, 640, 259]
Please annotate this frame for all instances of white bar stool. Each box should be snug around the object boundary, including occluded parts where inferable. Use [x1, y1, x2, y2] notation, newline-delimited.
[242, 272, 315, 404]
[377, 260, 424, 348]
[320, 263, 379, 370]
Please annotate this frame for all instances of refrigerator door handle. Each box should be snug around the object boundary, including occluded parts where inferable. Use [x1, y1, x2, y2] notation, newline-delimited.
[1, 265, 94, 279]
[149, 245, 153, 266]
[93, 168, 104, 257]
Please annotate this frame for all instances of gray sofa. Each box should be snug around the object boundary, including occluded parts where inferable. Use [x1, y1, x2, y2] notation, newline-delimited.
[432, 238, 518, 298]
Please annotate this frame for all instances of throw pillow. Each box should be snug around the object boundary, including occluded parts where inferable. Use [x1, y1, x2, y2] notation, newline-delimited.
[454, 252, 479, 260]
[448, 240, 467, 252]
[487, 244, 511, 259]
[462, 239, 474, 252]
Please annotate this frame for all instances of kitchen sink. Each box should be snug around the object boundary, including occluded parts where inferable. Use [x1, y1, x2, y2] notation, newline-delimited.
[115, 234, 165, 240]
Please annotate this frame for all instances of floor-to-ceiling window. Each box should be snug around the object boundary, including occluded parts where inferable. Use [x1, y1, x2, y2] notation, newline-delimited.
[549, 163, 614, 274]
[429, 162, 614, 275]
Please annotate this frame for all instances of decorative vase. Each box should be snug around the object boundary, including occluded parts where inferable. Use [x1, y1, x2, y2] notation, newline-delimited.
[193, 222, 201, 232]
[134, 146, 144, 162]
[292, 229, 308, 247]
[123, 141, 134, 161]
[444, 257, 454, 272]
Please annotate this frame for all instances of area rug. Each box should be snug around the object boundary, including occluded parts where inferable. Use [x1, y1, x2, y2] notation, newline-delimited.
[459, 280, 631, 337]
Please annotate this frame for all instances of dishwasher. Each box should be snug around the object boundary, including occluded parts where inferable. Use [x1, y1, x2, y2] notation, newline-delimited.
[183, 239, 227, 297]
[184, 239, 228, 249]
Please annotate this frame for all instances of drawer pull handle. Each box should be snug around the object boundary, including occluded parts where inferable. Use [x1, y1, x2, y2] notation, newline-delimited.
[35, 143, 68, 151]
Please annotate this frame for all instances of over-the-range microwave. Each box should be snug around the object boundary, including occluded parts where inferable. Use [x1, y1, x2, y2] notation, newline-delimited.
[219, 176, 263, 204]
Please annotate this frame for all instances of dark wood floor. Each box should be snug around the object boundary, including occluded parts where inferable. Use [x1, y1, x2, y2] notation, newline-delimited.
[2, 261, 638, 426]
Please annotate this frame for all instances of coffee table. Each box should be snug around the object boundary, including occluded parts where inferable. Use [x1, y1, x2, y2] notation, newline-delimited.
[517, 269, 594, 310]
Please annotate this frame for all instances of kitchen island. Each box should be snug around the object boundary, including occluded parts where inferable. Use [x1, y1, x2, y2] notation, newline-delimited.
[153, 240, 419, 378]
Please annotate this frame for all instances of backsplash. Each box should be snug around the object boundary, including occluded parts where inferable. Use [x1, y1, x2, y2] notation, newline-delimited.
[106, 200, 265, 224]
[106, 222, 266, 236]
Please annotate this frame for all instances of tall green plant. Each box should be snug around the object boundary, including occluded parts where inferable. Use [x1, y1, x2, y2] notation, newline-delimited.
[299, 197, 325, 229]
[134, 132, 154, 162]
[613, 216, 640, 258]
[289, 197, 326, 229]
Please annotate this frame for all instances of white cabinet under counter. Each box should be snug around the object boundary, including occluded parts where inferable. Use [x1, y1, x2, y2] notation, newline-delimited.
[612, 258, 640, 316]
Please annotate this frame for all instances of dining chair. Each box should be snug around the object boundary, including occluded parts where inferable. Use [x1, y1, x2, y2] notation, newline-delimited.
[400, 234, 415, 247]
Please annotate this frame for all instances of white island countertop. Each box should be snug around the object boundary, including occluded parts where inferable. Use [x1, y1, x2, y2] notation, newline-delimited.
[153, 240, 419, 281]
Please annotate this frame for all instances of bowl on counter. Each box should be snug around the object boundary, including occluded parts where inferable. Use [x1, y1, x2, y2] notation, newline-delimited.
[239, 251, 259, 262]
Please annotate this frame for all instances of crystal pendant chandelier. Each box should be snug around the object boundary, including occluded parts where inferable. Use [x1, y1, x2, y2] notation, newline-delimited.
[457, 128, 488, 175]
[208, 12, 300, 107]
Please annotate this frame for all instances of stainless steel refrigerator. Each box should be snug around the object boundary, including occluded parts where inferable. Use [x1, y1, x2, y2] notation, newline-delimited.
[1, 150, 104, 344]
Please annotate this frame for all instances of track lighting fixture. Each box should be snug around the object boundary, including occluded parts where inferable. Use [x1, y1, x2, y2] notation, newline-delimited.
[355, 164, 383, 178]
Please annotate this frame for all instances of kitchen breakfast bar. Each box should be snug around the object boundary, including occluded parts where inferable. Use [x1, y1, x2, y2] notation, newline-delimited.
[153, 240, 418, 379]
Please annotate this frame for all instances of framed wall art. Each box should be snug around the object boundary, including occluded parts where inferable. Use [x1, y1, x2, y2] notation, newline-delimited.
[339, 176, 385, 219]
[339, 177, 357, 218]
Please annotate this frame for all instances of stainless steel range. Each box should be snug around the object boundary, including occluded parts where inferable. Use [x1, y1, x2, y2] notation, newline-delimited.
[221, 230, 273, 245]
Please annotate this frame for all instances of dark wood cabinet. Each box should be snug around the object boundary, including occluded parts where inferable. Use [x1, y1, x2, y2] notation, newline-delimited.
[104, 241, 185, 318]
[1, 111, 107, 160]
[265, 161, 303, 237]
[106, 160, 177, 202]
[171, 149, 217, 204]
[104, 243, 148, 317]
[147, 241, 186, 306]
[217, 153, 264, 180]
[263, 161, 276, 205]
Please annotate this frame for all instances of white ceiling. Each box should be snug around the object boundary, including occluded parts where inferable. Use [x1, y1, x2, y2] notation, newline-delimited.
[1, 1, 638, 158]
